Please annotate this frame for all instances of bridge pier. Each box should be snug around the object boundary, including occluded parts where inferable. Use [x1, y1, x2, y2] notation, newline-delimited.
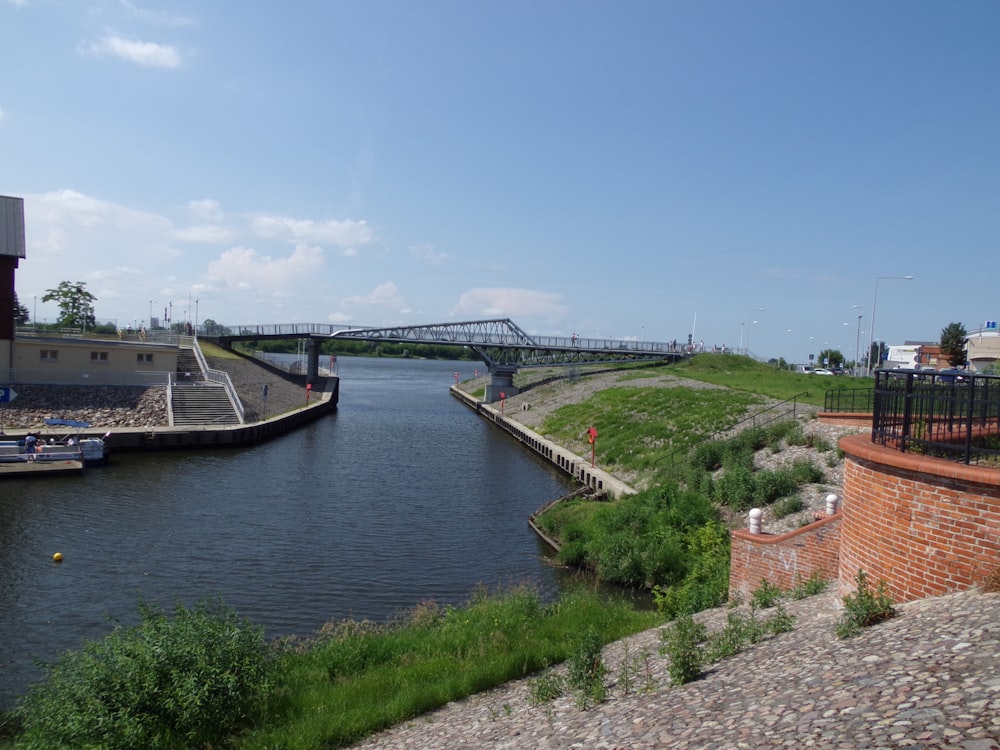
[307, 338, 319, 385]
[485, 365, 519, 403]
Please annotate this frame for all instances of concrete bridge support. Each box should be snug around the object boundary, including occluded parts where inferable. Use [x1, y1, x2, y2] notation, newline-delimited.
[485, 365, 519, 403]
[307, 338, 320, 385]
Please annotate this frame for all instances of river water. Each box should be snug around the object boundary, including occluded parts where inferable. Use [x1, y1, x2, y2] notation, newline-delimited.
[0, 356, 587, 710]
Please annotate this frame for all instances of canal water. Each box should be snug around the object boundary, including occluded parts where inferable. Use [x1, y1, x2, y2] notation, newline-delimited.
[0, 356, 584, 710]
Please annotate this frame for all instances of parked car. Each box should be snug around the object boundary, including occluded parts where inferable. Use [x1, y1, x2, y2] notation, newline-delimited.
[811, 368, 834, 375]
[936, 369, 967, 383]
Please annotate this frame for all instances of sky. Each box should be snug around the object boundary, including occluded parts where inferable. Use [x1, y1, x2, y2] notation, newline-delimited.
[1, 0, 998, 365]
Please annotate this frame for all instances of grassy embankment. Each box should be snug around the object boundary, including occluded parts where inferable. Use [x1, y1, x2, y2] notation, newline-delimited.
[527, 354, 867, 615]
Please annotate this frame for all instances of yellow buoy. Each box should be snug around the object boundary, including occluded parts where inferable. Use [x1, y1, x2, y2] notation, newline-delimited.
[52, 552, 63, 562]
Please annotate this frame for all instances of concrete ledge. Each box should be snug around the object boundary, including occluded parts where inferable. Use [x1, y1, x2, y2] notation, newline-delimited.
[450, 386, 636, 499]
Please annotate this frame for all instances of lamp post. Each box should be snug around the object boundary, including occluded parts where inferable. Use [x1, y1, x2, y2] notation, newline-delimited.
[854, 314, 864, 377]
[743, 307, 765, 355]
[869, 276, 914, 375]
[149, 299, 155, 330]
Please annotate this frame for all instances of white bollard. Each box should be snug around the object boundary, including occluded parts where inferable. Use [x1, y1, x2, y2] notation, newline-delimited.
[826, 493, 839, 515]
[748, 507, 763, 535]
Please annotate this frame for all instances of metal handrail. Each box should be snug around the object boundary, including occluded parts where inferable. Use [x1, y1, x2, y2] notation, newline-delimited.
[872, 369, 1000, 465]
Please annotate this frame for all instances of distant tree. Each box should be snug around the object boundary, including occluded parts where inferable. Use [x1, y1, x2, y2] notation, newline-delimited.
[41, 281, 97, 330]
[201, 319, 230, 336]
[818, 348, 845, 368]
[939, 322, 968, 367]
[13, 292, 30, 325]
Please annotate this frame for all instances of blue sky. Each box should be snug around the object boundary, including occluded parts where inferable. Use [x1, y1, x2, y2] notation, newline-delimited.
[1, 1, 997, 365]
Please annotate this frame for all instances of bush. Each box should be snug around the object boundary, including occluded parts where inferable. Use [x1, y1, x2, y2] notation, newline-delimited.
[714, 466, 755, 510]
[788, 570, 828, 599]
[771, 494, 804, 519]
[17, 599, 272, 750]
[750, 579, 783, 610]
[835, 570, 896, 639]
[659, 615, 707, 686]
[566, 627, 608, 709]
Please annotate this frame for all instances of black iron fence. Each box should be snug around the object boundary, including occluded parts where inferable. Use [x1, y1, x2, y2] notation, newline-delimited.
[824, 387, 875, 413]
[872, 369, 1000, 465]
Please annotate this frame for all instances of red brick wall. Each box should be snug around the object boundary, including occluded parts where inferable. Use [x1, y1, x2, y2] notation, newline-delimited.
[839, 434, 1000, 603]
[729, 516, 842, 600]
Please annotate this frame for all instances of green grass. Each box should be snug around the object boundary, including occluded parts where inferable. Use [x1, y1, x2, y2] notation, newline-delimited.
[2, 587, 659, 750]
[539, 384, 764, 478]
[238, 586, 658, 749]
[665, 354, 872, 407]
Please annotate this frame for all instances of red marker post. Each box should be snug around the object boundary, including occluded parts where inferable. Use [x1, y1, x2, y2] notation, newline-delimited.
[587, 426, 598, 467]
[500, 391, 506, 414]
[305, 382, 313, 405]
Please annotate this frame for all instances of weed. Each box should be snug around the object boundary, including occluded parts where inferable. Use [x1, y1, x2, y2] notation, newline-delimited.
[566, 627, 608, 709]
[659, 615, 707, 686]
[788, 570, 828, 600]
[771, 494, 804, 519]
[835, 569, 897, 639]
[528, 670, 565, 706]
[750, 579, 784, 610]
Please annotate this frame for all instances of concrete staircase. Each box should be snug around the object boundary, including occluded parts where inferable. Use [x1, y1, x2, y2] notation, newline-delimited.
[171, 348, 241, 426]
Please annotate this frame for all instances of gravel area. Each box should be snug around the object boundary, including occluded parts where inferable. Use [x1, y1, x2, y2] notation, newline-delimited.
[0, 355, 315, 431]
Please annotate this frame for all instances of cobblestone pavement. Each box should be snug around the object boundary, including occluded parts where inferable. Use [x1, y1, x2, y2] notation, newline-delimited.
[352, 589, 1000, 749]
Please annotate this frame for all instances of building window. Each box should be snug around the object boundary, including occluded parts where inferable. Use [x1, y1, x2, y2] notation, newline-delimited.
[40, 349, 59, 361]
[137, 353, 154, 364]
[90, 351, 109, 363]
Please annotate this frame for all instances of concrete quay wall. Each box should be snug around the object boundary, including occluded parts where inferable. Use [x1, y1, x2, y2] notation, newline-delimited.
[6, 379, 339, 453]
[450, 386, 635, 499]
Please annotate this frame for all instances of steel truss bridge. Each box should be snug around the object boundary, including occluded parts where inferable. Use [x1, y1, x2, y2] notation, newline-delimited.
[205, 318, 688, 401]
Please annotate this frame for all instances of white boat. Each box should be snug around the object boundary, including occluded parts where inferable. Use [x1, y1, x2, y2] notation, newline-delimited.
[0, 419, 109, 474]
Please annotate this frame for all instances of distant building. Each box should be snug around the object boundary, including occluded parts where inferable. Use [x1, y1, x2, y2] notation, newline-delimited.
[1, 194, 179, 385]
[966, 326, 1000, 372]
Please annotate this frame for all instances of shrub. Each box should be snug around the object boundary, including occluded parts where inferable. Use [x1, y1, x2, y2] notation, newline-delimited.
[835, 570, 897, 639]
[715, 466, 755, 510]
[788, 570, 828, 600]
[566, 627, 608, 709]
[659, 615, 706, 686]
[750, 579, 783, 610]
[771, 494, 804, 519]
[528, 669, 565, 706]
[751, 468, 797, 506]
[17, 598, 272, 750]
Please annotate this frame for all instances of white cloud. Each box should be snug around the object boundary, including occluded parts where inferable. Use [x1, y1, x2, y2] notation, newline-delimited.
[327, 311, 353, 324]
[173, 225, 237, 244]
[251, 215, 374, 248]
[207, 243, 325, 290]
[452, 288, 569, 320]
[345, 281, 406, 310]
[78, 32, 183, 68]
[0, 106, 5, 122]
[410, 243, 447, 265]
[119, 0, 196, 27]
[188, 199, 223, 222]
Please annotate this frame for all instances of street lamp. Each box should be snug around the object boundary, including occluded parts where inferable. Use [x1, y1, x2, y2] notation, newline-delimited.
[854, 314, 864, 377]
[869, 276, 914, 374]
[743, 307, 765, 355]
[149, 299, 155, 330]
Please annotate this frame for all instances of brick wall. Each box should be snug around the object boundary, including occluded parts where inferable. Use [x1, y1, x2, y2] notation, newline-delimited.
[839, 434, 1000, 603]
[729, 515, 842, 600]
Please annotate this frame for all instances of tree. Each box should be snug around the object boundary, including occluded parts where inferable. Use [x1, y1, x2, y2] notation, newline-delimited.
[818, 348, 845, 369]
[940, 322, 968, 367]
[42, 281, 97, 330]
[13, 292, 30, 325]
